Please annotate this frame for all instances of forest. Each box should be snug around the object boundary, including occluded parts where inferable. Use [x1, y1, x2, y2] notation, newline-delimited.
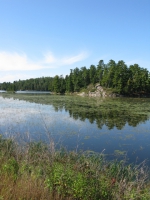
[0, 59, 150, 95]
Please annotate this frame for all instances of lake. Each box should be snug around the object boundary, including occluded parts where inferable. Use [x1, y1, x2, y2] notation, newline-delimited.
[0, 93, 150, 165]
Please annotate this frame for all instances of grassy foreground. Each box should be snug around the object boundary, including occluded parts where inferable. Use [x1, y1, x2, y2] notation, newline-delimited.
[0, 135, 150, 200]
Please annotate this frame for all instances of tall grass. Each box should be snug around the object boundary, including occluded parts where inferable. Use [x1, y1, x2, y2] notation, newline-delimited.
[0, 134, 150, 200]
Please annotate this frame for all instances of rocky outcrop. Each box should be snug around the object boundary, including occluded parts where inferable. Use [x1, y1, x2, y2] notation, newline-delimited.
[78, 84, 117, 97]
[88, 84, 116, 97]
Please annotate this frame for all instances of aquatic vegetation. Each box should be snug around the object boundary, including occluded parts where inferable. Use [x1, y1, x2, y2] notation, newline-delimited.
[1, 94, 150, 166]
[114, 150, 126, 156]
[1, 93, 150, 130]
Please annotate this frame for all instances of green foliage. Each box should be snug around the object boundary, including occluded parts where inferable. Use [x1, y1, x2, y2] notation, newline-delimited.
[89, 64, 97, 84]
[0, 135, 150, 199]
[2, 158, 19, 180]
[65, 74, 74, 92]
[1, 59, 150, 95]
[53, 75, 60, 93]
[0, 135, 16, 158]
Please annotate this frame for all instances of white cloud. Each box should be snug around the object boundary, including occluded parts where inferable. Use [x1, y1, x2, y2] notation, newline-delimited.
[62, 52, 88, 65]
[0, 74, 36, 83]
[43, 52, 56, 64]
[0, 51, 88, 72]
[0, 50, 89, 82]
[0, 52, 44, 71]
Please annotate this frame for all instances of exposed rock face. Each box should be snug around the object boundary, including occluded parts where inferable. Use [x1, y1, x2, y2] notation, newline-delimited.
[88, 84, 116, 97]
[77, 84, 117, 97]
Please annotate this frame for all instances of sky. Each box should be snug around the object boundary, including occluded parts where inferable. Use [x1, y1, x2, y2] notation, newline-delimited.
[0, 0, 150, 83]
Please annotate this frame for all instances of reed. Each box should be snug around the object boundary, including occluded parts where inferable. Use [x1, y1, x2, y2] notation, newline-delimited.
[0, 134, 150, 200]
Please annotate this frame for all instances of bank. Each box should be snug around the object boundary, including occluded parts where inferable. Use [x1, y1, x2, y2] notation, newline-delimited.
[0, 135, 150, 200]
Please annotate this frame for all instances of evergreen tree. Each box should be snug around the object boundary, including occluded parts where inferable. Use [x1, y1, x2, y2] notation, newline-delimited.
[53, 75, 60, 93]
[89, 65, 97, 84]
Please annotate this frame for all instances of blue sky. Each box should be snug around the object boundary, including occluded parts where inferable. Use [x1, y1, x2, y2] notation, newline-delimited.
[0, 0, 150, 83]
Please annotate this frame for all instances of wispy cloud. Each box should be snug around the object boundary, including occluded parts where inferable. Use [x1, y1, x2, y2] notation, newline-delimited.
[62, 52, 88, 65]
[0, 73, 36, 83]
[0, 50, 89, 82]
[43, 52, 56, 64]
[0, 52, 43, 71]
[0, 51, 89, 72]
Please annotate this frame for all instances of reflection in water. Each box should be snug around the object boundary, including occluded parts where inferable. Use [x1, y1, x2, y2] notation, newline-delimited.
[46, 97, 149, 130]
[0, 94, 150, 165]
[15, 91, 51, 94]
[3, 93, 149, 130]
[67, 108, 148, 130]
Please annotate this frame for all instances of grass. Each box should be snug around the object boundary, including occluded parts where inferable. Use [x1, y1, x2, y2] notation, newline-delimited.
[0, 134, 150, 200]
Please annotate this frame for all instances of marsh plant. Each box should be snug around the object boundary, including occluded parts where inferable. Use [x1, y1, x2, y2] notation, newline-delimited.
[0, 134, 150, 200]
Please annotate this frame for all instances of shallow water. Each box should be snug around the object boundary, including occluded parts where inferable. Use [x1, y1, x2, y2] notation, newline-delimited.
[0, 94, 150, 165]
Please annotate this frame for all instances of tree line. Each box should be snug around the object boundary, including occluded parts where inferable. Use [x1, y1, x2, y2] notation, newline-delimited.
[0, 59, 150, 95]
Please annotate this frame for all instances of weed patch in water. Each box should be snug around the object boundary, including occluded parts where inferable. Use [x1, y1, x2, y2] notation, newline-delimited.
[1, 94, 150, 130]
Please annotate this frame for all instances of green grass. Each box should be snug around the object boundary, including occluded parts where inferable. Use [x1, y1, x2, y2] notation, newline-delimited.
[0, 134, 150, 200]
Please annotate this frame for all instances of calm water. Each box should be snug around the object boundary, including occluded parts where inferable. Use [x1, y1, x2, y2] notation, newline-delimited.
[0, 90, 50, 94]
[15, 91, 51, 94]
[0, 94, 150, 165]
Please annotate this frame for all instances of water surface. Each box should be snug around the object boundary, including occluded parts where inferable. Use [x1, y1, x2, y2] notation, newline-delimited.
[0, 94, 150, 165]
